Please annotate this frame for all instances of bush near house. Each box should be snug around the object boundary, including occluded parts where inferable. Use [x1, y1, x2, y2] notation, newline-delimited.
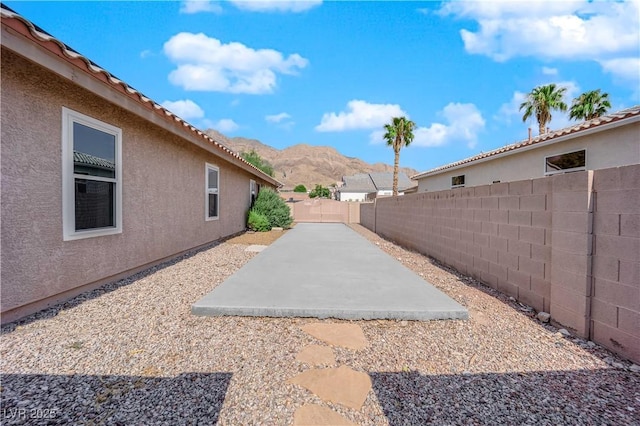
[248, 188, 293, 231]
[293, 184, 307, 193]
[247, 209, 271, 232]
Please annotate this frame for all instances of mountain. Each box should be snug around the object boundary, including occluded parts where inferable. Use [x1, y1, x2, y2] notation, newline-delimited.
[204, 129, 419, 190]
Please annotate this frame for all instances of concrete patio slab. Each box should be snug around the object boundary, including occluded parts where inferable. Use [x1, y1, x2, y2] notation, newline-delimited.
[192, 223, 468, 321]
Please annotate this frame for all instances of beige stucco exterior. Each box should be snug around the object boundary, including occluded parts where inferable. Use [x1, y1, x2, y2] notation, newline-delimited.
[417, 121, 640, 192]
[1, 46, 275, 321]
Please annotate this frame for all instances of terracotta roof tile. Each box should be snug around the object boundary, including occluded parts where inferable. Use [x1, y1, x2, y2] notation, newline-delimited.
[0, 4, 281, 187]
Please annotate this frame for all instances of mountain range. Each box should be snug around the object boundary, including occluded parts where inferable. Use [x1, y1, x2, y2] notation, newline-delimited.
[204, 129, 418, 190]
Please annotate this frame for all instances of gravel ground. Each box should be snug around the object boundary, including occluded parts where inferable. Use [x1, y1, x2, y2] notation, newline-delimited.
[1, 224, 639, 425]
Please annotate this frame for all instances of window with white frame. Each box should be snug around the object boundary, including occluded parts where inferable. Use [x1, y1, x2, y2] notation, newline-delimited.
[206, 164, 219, 220]
[451, 175, 465, 188]
[62, 108, 122, 241]
[545, 149, 586, 174]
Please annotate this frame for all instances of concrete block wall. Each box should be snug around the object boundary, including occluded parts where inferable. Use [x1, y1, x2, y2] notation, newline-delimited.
[590, 165, 640, 362]
[360, 164, 640, 363]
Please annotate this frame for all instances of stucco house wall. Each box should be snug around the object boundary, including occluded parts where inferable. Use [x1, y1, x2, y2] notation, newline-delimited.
[416, 118, 640, 192]
[339, 192, 368, 202]
[1, 25, 276, 322]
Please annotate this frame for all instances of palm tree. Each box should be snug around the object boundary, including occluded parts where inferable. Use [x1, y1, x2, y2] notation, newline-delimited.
[569, 89, 611, 121]
[383, 116, 415, 196]
[520, 84, 568, 135]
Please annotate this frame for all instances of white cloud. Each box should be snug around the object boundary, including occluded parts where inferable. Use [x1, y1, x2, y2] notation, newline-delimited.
[495, 91, 527, 124]
[413, 103, 485, 149]
[439, 0, 640, 83]
[316, 100, 407, 132]
[164, 32, 308, 94]
[601, 57, 640, 83]
[180, 0, 223, 14]
[206, 118, 239, 133]
[160, 99, 205, 120]
[265, 112, 291, 123]
[140, 49, 153, 59]
[230, 0, 322, 13]
[542, 66, 558, 76]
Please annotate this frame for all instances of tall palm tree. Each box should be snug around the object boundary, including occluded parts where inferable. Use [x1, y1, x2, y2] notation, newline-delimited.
[569, 89, 611, 121]
[520, 84, 568, 135]
[383, 116, 415, 196]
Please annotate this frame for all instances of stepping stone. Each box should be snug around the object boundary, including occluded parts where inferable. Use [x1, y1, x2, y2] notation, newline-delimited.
[246, 245, 268, 252]
[288, 366, 372, 410]
[296, 345, 335, 366]
[293, 404, 357, 426]
[300, 323, 368, 350]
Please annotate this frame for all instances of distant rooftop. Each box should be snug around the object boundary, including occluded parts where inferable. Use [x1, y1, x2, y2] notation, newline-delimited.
[340, 172, 414, 193]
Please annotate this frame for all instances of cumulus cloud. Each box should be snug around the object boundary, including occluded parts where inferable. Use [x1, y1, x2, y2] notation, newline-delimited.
[265, 112, 292, 123]
[315, 100, 407, 132]
[230, 0, 322, 13]
[412, 103, 486, 148]
[180, 0, 223, 14]
[160, 99, 205, 120]
[369, 103, 485, 148]
[439, 0, 639, 83]
[205, 118, 239, 133]
[164, 32, 308, 94]
[542, 66, 558, 76]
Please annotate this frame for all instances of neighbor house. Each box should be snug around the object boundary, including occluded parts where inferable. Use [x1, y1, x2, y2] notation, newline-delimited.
[413, 106, 640, 192]
[0, 6, 280, 323]
[338, 172, 415, 201]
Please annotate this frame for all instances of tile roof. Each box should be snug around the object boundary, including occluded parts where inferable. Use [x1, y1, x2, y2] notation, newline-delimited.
[412, 105, 640, 180]
[74, 151, 115, 170]
[340, 172, 414, 193]
[0, 4, 281, 187]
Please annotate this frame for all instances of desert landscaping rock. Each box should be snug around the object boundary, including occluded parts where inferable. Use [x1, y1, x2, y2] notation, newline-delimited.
[300, 323, 369, 350]
[296, 345, 336, 367]
[293, 404, 358, 426]
[1, 226, 639, 425]
[288, 365, 372, 410]
[245, 244, 268, 252]
[537, 312, 551, 323]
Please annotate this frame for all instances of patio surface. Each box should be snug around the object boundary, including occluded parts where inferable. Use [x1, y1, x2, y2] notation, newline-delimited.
[193, 223, 468, 320]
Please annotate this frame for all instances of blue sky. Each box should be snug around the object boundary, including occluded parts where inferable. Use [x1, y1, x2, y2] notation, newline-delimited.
[6, 0, 639, 172]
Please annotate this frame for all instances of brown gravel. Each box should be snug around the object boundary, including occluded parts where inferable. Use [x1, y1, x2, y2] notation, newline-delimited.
[225, 228, 289, 246]
[1, 224, 639, 425]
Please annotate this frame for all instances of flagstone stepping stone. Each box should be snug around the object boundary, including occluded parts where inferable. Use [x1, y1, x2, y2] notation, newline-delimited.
[293, 404, 357, 426]
[300, 323, 368, 350]
[296, 345, 336, 366]
[245, 244, 268, 252]
[288, 365, 372, 410]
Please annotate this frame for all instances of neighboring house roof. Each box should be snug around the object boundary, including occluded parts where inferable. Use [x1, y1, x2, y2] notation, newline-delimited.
[0, 4, 281, 187]
[340, 172, 414, 193]
[369, 172, 413, 192]
[341, 173, 376, 193]
[412, 105, 640, 180]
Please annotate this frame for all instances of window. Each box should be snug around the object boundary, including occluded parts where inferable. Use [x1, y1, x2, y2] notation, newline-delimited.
[250, 179, 257, 207]
[62, 108, 122, 240]
[451, 175, 465, 188]
[206, 164, 219, 220]
[545, 149, 586, 174]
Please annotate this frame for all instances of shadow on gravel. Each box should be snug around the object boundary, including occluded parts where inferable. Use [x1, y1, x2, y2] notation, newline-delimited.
[370, 369, 640, 425]
[1, 372, 232, 425]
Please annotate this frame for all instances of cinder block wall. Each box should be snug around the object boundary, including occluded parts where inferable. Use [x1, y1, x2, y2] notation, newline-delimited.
[360, 165, 640, 363]
[591, 165, 640, 361]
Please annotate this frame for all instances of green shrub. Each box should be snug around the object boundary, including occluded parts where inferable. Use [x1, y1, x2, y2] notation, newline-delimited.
[309, 184, 331, 198]
[293, 184, 307, 193]
[247, 209, 271, 232]
[251, 188, 293, 229]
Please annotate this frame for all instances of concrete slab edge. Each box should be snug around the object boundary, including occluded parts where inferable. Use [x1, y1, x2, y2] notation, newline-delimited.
[191, 305, 469, 321]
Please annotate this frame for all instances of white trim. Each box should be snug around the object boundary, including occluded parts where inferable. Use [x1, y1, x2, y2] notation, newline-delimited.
[62, 107, 122, 241]
[205, 163, 219, 221]
[451, 174, 466, 189]
[543, 148, 587, 176]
